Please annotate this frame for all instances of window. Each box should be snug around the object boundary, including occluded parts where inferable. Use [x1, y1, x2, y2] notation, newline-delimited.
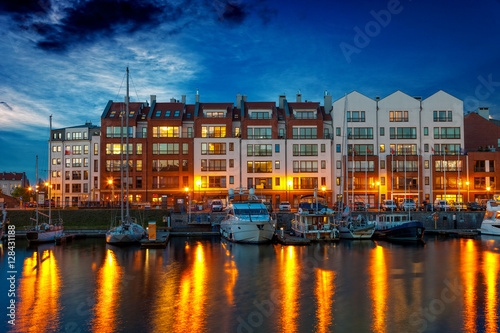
[380, 160, 385, 169]
[247, 144, 272, 156]
[94, 160, 98, 172]
[155, 110, 162, 117]
[295, 111, 316, 119]
[293, 161, 318, 172]
[321, 177, 326, 186]
[229, 143, 234, 151]
[321, 160, 326, 169]
[136, 143, 142, 155]
[336, 177, 340, 186]
[72, 158, 82, 167]
[336, 161, 341, 169]
[152, 160, 180, 172]
[247, 178, 253, 189]
[275, 144, 280, 153]
[183, 160, 188, 171]
[294, 177, 318, 189]
[424, 127, 428, 136]
[202, 176, 226, 188]
[52, 146, 57, 152]
[234, 127, 240, 138]
[202, 143, 226, 155]
[292, 127, 317, 139]
[321, 144, 326, 153]
[153, 176, 179, 189]
[336, 144, 341, 153]
[490, 160, 495, 172]
[381, 177, 385, 185]
[152, 126, 180, 138]
[52, 158, 57, 165]
[433, 110, 452, 122]
[348, 144, 374, 155]
[83, 145, 89, 155]
[247, 161, 272, 173]
[72, 171, 81, 180]
[389, 111, 408, 122]
[182, 143, 188, 155]
[73, 145, 82, 155]
[174, 110, 180, 117]
[251, 111, 270, 119]
[84, 158, 88, 167]
[229, 176, 234, 184]
[247, 127, 271, 139]
[65, 158, 70, 167]
[425, 177, 429, 185]
[275, 161, 280, 169]
[205, 111, 225, 118]
[380, 127, 385, 136]
[201, 160, 226, 171]
[324, 128, 330, 139]
[201, 126, 226, 138]
[380, 144, 385, 153]
[389, 127, 416, 139]
[348, 127, 373, 139]
[136, 177, 142, 188]
[279, 128, 285, 139]
[72, 184, 81, 193]
[229, 159, 234, 168]
[72, 132, 82, 140]
[293, 144, 318, 156]
[83, 171, 89, 180]
[434, 127, 460, 139]
[424, 144, 429, 152]
[65, 171, 70, 180]
[136, 160, 142, 172]
[347, 111, 365, 122]
[336, 127, 341, 136]
[152, 143, 179, 155]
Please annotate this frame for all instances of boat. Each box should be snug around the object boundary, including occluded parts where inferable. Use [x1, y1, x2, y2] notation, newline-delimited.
[478, 200, 500, 236]
[336, 214, 375, 240]
[291, 191, 340, 241]
[27, 140, 64, 244]
[106, 68, 146, 245]
[220, 188, 276, 243]
[370, 214, 425, 242]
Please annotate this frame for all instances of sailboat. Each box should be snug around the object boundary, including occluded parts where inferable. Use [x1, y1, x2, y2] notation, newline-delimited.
[26, 122, 64, 244]
[106, 68, 146, 245]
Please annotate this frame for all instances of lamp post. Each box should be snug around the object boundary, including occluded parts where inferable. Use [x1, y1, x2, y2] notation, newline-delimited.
[321, 186, 326, 207]
[185, 187, 191, 224]
[466, 181, 470, 203]
[108, 179, 114, 207]
[287, 180, 293, 203]
[196, 179, 202, 203]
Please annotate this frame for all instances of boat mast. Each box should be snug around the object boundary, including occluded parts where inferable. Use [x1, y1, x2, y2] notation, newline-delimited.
[120, 83, 124, 222]
[126, 67, 130, 219]
[49, 115, 52, 221]
[36, 155, 39, 224]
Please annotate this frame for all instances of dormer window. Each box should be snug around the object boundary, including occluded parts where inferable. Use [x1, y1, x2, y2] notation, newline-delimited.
[129, 110, 135, 117]
[250, 111, 270, 119]
[206, 111, 225, 118]
[109, 110, 116, 117]
[174, 110, 180, 117]
[295, 110, 316, 119]
[155, 110, 162, 117]
[165, 111, 171, 117]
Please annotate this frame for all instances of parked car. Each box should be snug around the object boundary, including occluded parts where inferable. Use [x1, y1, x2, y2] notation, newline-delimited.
[434, 199, 451, 211]
[466, 202, 483, 211]
[451, 202, 467, 211]
[399, 198, 416, 211]
[420, 201, 433, 211]
[279, 201, 291, 211]
[211, 200, 224, 212]
[381, 200, 397, 211]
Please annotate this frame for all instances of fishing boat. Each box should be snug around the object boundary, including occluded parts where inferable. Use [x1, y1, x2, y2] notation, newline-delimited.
[478, 200, 500, 236]
[291, 191, 339, 241]
[220, 188, 276, 243]
[27, 133, 64, 244]
[336, 214, 375, 240]
[106, 68, 146, 245]
[371, 214, 425, 242]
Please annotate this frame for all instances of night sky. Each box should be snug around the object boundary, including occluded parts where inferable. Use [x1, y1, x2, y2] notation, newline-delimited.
[1, 0, 500, 183]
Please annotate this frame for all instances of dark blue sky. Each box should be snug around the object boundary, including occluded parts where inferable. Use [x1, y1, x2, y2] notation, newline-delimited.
[1, 0, 500, 184]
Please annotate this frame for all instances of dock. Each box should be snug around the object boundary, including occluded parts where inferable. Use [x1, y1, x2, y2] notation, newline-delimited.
[55, 234, 75, 245]
[426, 229, 479, 238]
[275, 232, 311, 245]
[141, 237, 169, 248]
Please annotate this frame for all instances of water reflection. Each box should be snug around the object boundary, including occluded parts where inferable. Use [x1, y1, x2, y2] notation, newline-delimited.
[483, 250, 499, 333]
[174, 242, 208, 333]
[279, 246, 300, 333]
[222, 242, 238, 306]
[91, 249, 123, 333]
[16, 247, 61, 333]
[460, 239, 478, 333]
[370, 245, 388, 333]
[314, 268, 334, 333]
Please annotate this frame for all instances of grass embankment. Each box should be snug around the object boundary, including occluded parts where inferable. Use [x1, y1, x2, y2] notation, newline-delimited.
[6, 209, 171, 229]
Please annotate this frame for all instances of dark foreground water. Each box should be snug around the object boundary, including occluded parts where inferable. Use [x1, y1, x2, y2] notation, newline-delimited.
[1, 235, 500, 333]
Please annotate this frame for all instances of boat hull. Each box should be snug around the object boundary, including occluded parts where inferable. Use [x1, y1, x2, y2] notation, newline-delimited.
[26, 228, 64, 244]
[220, 221, 275, 243]
[479, 222, 500, 236]
[106, 223, 145, 245]
[292, 228, 339, 241]
[338, 225, 375, 240]
[374, 221, 425, 242]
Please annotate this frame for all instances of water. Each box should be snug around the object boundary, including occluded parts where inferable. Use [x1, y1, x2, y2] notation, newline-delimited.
[1, 236, 500, 333]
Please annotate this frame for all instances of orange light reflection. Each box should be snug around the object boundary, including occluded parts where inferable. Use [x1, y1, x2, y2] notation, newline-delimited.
[460, 239, 477, 333]
[16, 250, 61, 333]
[315, 269, 334, 333]
[280, 246, 299, 333]
[370, 245, 388, 333]
[91, 249, 123, 333]
[483, 251, 499, 333]
[174, 243, 207, 332]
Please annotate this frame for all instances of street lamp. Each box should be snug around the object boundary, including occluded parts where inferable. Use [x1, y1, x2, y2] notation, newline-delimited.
[287, 180, 293, 203]
[185, 187, 191, 224]
[196, 179, 202, 202]
[487, 186, 491, 200]
[376, 181, 381, 212]
[108, 179, 114, 206]
[466, 181, 470, 203]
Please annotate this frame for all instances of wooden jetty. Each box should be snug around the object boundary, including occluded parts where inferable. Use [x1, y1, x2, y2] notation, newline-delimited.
[275, 231, 311, 245]
[55, 234, 75, 245]
[426, 229, 479, 238]
[141, 238, 168, 248]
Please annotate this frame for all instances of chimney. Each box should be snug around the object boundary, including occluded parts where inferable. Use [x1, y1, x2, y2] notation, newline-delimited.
[279, 94, 286, 110]
[324, 90, 332, 113]
[478, 107, 490, 120]
[182, 95, 186, 104]
[296, 89, 302, 103]
[242, 94, 247, 102]
[195, 88, 199, 103]
[236, 93, 242, 110]
[170, 98, 176, 103]
[150, 95, 156, 105]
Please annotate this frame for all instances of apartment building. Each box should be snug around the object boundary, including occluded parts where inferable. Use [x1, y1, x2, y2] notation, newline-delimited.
[50, 123, 101, 206]
[0, 172, 28, 195]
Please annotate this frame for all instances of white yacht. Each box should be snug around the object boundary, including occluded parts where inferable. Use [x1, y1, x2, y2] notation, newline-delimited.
[220, 188, 276, 243]
[479, 201, 500, 236]
[106, 217, 146, 244]
[292, 193, 339, 241]
[336, 215, 375, 240]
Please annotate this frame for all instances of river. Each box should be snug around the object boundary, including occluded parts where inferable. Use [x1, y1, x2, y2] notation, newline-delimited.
[1, 235, 500, 332]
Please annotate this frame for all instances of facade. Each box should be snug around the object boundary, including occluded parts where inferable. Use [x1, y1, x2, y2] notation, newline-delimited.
[94, 89, 500, 209]
[49, 123, 101, 206]
[0, 172, 28, 195]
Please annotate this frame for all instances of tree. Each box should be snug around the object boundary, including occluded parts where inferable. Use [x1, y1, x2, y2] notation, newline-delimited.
[11, 187, 32, 202]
